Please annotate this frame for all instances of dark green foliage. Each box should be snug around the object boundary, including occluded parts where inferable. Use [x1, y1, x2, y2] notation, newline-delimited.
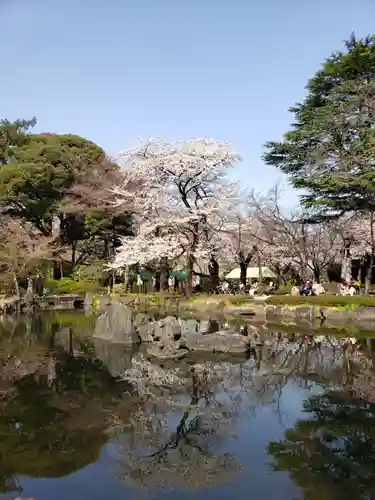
[0, 118, 134, 279]
[0, 117, 36, 165]
[268, 391, 375, 499]
[263, 34, 375, 216]
[0, 132, 108, 233]
[46, 277, 104, 294]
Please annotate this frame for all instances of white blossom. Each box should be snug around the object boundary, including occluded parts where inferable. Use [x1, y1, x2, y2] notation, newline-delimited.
[109, 138, 241, 274]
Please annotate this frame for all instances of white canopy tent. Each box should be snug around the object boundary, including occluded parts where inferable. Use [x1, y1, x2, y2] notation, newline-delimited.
[225, 266, 276, 280]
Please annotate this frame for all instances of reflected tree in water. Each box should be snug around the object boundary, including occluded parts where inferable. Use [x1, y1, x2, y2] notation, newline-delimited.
[0, 329, 134, 495]
[117, 356, 243, 489]
[268, 390, 375, 500]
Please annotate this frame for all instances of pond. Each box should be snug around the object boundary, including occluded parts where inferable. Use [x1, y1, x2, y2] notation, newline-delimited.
[1, 312, 375, 500]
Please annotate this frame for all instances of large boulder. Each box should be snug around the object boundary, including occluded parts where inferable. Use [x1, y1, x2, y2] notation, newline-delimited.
[93, 338, 134, 376]
[184, 330, 250, 355]
[180, 319, 198, 338]
[134, 313, 155, 342]
[93, 302, 140, 345]
[145, 316, 185, 360]
[146, 343, 187, 360]
[153, 316, 182, 343]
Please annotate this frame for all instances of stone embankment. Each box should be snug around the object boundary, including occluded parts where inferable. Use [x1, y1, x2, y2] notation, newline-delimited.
[230, 303, 375, 331]
[0, 294, 85, 314]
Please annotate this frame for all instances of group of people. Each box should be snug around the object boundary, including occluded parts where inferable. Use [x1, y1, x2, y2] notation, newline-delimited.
[296, 278, 360, 297]
[213, 280, 277, 295]
[337, 280, 360, 296]
[298, 279, 324, 296]
[26, 274, 45, 296]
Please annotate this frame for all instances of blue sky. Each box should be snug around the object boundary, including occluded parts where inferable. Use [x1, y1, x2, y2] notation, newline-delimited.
[2, 0, 375, 204]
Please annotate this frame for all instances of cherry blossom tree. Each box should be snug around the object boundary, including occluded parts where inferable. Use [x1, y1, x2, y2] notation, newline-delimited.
[109, 138, 241, 291]
[345, 213, 375, 293]
[249, 186, 345, 282]
[0, 218, 53, 296]
[218, 213, 258, 286]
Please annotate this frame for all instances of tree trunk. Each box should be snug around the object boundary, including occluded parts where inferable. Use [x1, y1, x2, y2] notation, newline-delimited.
[187, 253, 194, 295]
[365, 212, 375, 296]
[160, 257, 169, 291]
[238, 247, 256, 287]
[239, 260, 247, 287]
[13, 272, 20, 298]
[208, 255, 219, 291]
[71, 241, 77, 273]
[256, 246, 263, 285]
[186, 223, 199, 295]
[365, 253, 374, 296]
[341, 245, 352, 283]
[313, 265, 321, 282]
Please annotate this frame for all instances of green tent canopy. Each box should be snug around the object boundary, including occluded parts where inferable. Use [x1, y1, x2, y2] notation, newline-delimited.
[169, 270, 188, 281]
[139, 270, 154, 282]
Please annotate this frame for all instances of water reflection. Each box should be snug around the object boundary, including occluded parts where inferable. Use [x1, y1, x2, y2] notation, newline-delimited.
[0, 313, 374, 499]
[268, 392, 375, 500]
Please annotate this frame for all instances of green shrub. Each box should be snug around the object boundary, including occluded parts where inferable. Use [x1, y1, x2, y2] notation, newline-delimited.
[71, 261, 109, 284]
[46, 278, 103, 295]
[266, 294, 375, 308]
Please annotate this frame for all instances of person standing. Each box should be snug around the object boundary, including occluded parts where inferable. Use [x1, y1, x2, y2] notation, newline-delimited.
[26, 274, 33, 294]
[35, 274, 44, 296]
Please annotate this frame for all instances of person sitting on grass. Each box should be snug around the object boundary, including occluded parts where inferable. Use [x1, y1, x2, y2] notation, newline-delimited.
[312, 281, 325, 295]
[337, 280, 355, 296]
[300, 279, 315, 296]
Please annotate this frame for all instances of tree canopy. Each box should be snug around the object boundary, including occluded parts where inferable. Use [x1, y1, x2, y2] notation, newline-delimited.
[263, 34, 375, 216]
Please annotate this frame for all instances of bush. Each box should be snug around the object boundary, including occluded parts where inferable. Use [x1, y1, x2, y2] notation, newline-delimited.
[266, 294, 375, 308]
[46, 278, 104, 295]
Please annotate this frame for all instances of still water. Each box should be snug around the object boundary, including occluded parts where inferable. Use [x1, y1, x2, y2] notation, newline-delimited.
[0, 312, 375, 500]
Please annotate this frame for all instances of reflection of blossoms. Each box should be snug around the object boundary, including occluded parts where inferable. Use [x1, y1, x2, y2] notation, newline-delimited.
[116, 355, 244, 490]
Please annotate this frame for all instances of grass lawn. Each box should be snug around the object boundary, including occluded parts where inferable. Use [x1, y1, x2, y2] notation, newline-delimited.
[266, 294, 375, 308]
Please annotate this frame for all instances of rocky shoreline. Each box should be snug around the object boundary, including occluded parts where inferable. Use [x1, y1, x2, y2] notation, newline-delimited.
[93, 302, 258, 359]
[226, 303, 375, 330]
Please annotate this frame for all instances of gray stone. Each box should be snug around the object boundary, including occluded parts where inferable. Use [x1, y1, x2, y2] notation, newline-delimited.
[355, 307, 375, 322]
[320, 307, 353, 323]
[146, 343, 187, 360]
[134, 313, 155, 342]
[265, 305, 277, 319]
[295, 307, 311, 320]
[180, 318, 198, 338]
[184, 331, 250, 355]
[54, 326, 72, 351]
[93, 302, 140, 345]
[137, 322, 155, 342]
[153, 316, 182, 343]
[84, 292, 93, 307]
[93, 338, 134, 376]
[145, 316, 183, 359]
[98, 296, 112, 312]
[198, 320, 210, 333]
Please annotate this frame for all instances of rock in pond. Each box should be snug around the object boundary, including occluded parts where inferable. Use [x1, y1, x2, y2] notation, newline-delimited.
[134, 312, 155, 342]
[184, 330, 250, 355]
[93, 302, 140, 345]
[145, 316, 186, 360]
[93, 338, 135, 375]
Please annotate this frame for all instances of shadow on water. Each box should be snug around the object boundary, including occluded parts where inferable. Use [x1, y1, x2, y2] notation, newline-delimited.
[1, 312, 375, 499]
